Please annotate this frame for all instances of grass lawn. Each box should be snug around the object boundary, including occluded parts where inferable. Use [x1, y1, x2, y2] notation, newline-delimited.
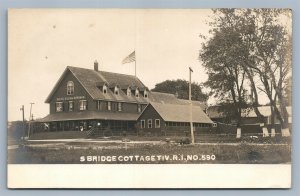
[8, 141, 291, 164]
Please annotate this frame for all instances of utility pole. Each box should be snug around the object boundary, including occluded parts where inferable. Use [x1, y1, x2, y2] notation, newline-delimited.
[28, 103, 35, 138]
[29, 103, 35, 120]
[20, 105, 25, 139]
[189, 67, 195, 144]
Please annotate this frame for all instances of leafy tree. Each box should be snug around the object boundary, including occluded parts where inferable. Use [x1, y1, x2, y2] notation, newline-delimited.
[151, 79, 208, 102]
[200, 9, 292, 131]
[200, 10, 249, 127]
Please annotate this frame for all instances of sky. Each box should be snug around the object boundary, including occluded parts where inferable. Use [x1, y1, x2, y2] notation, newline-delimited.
[8, 9, 274, 121]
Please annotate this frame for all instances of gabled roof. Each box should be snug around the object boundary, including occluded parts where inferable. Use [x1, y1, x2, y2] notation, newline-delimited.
[148, 92, 179, 104]
[148, 102, 213, 124]
[177, 99, 207, 110]
[45, 66, 208, 109]
[45, 66, 149, 103]
[149, 92, 207, 110]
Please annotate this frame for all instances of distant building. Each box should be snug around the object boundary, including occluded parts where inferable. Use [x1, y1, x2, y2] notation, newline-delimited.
[207, 105, 292, 125]
[38, 61, 212, 136]
[240, 106, 292, 125]
[207, 105, 292, 135]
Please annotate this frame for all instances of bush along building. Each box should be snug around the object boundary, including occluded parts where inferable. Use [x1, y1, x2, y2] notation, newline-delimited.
[37, 61, 212, 137]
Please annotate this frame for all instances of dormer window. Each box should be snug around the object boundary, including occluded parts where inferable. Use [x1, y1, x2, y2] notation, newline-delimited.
[127, 87, 131, 96]
[103, 84, 107, 94]
[135, 89, 139, 98]
[114, 86, 119, 95]
[67, 81, 74, 95]
[144, 90, 148, 98]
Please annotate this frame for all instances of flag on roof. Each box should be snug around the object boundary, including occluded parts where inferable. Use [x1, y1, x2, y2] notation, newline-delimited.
[122, 51, 135, 64]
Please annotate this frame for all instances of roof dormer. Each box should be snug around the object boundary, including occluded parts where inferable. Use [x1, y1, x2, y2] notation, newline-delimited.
[127, 87, 132, 96]
[96, 82, 108, 94]
[114, 85, 120, 95]
[143, 90, 148, 98]
[135, 88, 139, 98]
[103, 84, 108, 94]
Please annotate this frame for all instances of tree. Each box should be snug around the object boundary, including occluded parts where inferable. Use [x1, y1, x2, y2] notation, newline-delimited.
[151, 79, 208, 102]
[200, 21, 249, 127]
[200, 9, 292, 133]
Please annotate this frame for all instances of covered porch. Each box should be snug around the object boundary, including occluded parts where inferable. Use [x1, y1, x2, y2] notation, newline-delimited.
[37, 111, 139, 133]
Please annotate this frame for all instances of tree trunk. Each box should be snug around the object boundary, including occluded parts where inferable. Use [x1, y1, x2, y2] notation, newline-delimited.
[277, 92, 290, 137]
[245, 69, 265, 123]
[270, 105, 276, 137]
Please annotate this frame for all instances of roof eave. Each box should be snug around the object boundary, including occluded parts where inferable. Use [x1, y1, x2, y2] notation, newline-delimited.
[45, 67, 70, 103]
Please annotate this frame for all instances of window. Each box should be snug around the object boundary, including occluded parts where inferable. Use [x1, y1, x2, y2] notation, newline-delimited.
[155, 119, 160, 128]
[56, 102, 63, 112]
[97, 100, 101, 110]
[135, 89, 139, 97]
[114, 86, 119, 95]
[141, 120, 145, 129]
[127, 88, 131, 96]
[148, 119, 152, 128]
[67, 81, 74, 95]
[118, 102, 122, 111]
[144, 90, 148, 98]
[79, 100, 87, 110]
[137, 104, 141, 112]
[68, 101, 74, 111]
[107, 101, 111, 111]
[103, 85, 107, 94]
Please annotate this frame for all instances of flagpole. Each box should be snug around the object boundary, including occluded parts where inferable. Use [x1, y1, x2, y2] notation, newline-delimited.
[189, 67, 195, 144]
[135, 55, 136, 77]
[122, 50, 136, 76]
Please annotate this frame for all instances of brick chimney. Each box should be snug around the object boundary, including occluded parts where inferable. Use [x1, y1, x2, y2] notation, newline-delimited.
[94, 60, 99, 71]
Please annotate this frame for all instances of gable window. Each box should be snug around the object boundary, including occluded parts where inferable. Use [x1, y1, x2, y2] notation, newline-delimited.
[67, 81, 74, 95]
[141, 120, 145, 129]
[135, 89, 139, 98]
[79, 100, 87, 110]
[114, 86, 119, 95]
[144, 91, 148, 98]
[127, 88, 131, 96]
[68, 101, 74, 112]
[103, 85, 107, 94]
[107, 101, 111, 111]
[155, 119, 160, 128]
[137, 104, 141, 112]
[118, 102, 122, 111]
[56, 102, 63, 112]
[148, 119, 152, 128]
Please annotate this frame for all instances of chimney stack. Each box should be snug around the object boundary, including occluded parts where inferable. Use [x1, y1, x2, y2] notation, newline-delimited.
[94, 60, 99, 71]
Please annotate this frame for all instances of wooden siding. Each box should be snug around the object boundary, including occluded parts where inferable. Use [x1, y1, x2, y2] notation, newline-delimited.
[49, 70, 93, 114]
[137, 104, 165, 132]
[49, 70, 148, 117]
[138, 104, 213, 135]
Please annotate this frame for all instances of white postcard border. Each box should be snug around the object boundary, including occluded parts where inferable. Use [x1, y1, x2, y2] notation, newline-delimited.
[8, 164, 291, 188]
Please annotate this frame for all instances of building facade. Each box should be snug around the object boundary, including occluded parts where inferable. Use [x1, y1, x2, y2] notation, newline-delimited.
[41, 62, 149, 133]
[137, 102, 213, 136]
[39, 62, 212, 136]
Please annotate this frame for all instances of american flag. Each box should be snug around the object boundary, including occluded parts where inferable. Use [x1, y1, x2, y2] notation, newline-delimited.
[122, 51, 135, 64]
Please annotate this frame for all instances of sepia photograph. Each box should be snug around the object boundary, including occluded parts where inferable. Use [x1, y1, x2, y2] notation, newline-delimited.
[7, 8, 292, 188]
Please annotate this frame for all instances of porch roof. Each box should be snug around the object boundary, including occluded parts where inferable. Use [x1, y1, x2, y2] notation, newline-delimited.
[37, 111, 140, 122]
